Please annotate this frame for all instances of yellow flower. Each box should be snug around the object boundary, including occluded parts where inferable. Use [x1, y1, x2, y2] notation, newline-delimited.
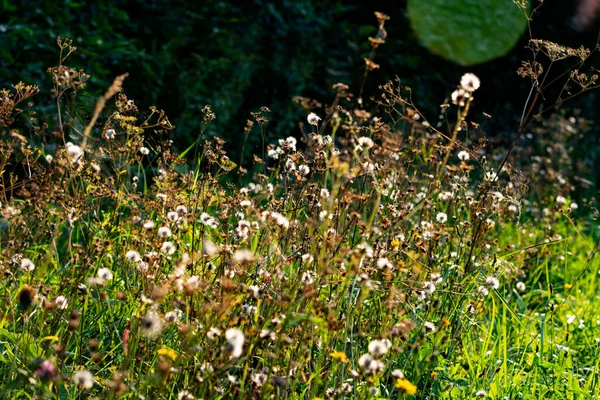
[395, 378, 417, 395]
[157, 347, 177, 360]
[329, 351, 349, 363]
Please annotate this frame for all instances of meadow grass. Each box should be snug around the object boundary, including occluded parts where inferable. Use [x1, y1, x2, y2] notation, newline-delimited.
[2, 15, 600, 400]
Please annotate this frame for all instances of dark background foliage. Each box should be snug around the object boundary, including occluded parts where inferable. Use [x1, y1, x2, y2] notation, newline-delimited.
[1, 0, 599, 164]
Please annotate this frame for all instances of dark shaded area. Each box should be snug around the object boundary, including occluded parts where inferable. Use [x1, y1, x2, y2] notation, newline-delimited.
[1, 0, 599, 163]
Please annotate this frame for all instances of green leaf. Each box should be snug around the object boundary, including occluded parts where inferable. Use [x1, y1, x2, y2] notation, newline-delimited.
[408, 0, 530, 66]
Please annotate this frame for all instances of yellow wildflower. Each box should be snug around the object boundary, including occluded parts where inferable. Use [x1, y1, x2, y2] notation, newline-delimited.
[157, 347, 177, 360]
[395, 378, 417, 395]
[329, 351, 349, 363]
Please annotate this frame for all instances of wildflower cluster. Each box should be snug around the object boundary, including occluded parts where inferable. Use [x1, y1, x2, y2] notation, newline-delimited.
[1, 17, 599, 400]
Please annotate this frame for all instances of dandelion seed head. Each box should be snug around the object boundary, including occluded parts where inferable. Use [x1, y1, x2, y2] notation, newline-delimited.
[66, 142, 84, 164]
[367, 339, 391, 357]
[424, 321, 436, 332]
[73, 369, 94, 389]
[54, 295, 68, 310]
[460, 73, 481, 92]
[126, 250, 141, 262]
[141, 311, 165, 339]
[158, 226, 172, 238]
[485, 276, 500, 290]
[98, 267, 113, 281]
[161, 241, 176, 255]
[20, 258, 35, 271]
[436, 212, 448, 223]
[143, 220, 155, 230]
[307, 112, 321, 126]
[298, 164, 310, 175]
[207, 327, 222, 340]
[226, 328, 245, 358]
[233, 249, 255, 264]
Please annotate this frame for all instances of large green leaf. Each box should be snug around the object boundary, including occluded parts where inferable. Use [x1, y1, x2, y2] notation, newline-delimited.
[408, 0, 530, 66]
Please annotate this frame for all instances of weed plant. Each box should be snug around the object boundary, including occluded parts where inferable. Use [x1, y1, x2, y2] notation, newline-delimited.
[1, 8, 600, 400]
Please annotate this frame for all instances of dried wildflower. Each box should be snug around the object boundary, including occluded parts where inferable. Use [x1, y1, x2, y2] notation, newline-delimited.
[20, 258, 35, 271]
[161, 241, 176, 255]
[261, 211, 289, 229]
[202, 240, 217, 257]
[285, 157, 296, 171]
[200, 212, 218, 228]
[460, 73, 480, 92]
[364, 58, 380, 71]
[530, 39, 589, 62]
[141, 311, 165, 339]
[73, 369, 94, 389]
[126, 250, 141, 263]
[368, 339, 391, 357]
[278, 136, 297, 151]
[158, 226, 172, 238]
[98, 267, 113, 281]
[247, 285, 260, 299]
[298, 164, 310, 175]
[178, 390, 195, 400]
[104, 128, 116, 140]
[485, 276, 500, 290]
[436, 212, 448, 224]
[207, 327, 222, 340]
[267, 149, 280, 159]
[358, 353, 373, 369]
[451, 88, 470, 106]
[485, 171, 498, 182]
[54, 295, 68, 310]
[165, 309, 183, 322]
[301, 270, 317, 285]
[307, 112, 321, 126]
[251, 370, 268, 387]
[392, 369, 405, 379]
[424, 321, 436, 332]
[226, 328, 245, 358]
[357, 137, 375, 149]
[233, 249, 255, 264]
[65, 142, 84, 164]
[374, 11, 390, 23]
[423, 281, 436, 294]
[143, 220, 155, 230]
[457, 150, 470, 161]
[178, 276, 198, 296]
[358, 353, 385, 375]
[376, 257, 392, 269]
